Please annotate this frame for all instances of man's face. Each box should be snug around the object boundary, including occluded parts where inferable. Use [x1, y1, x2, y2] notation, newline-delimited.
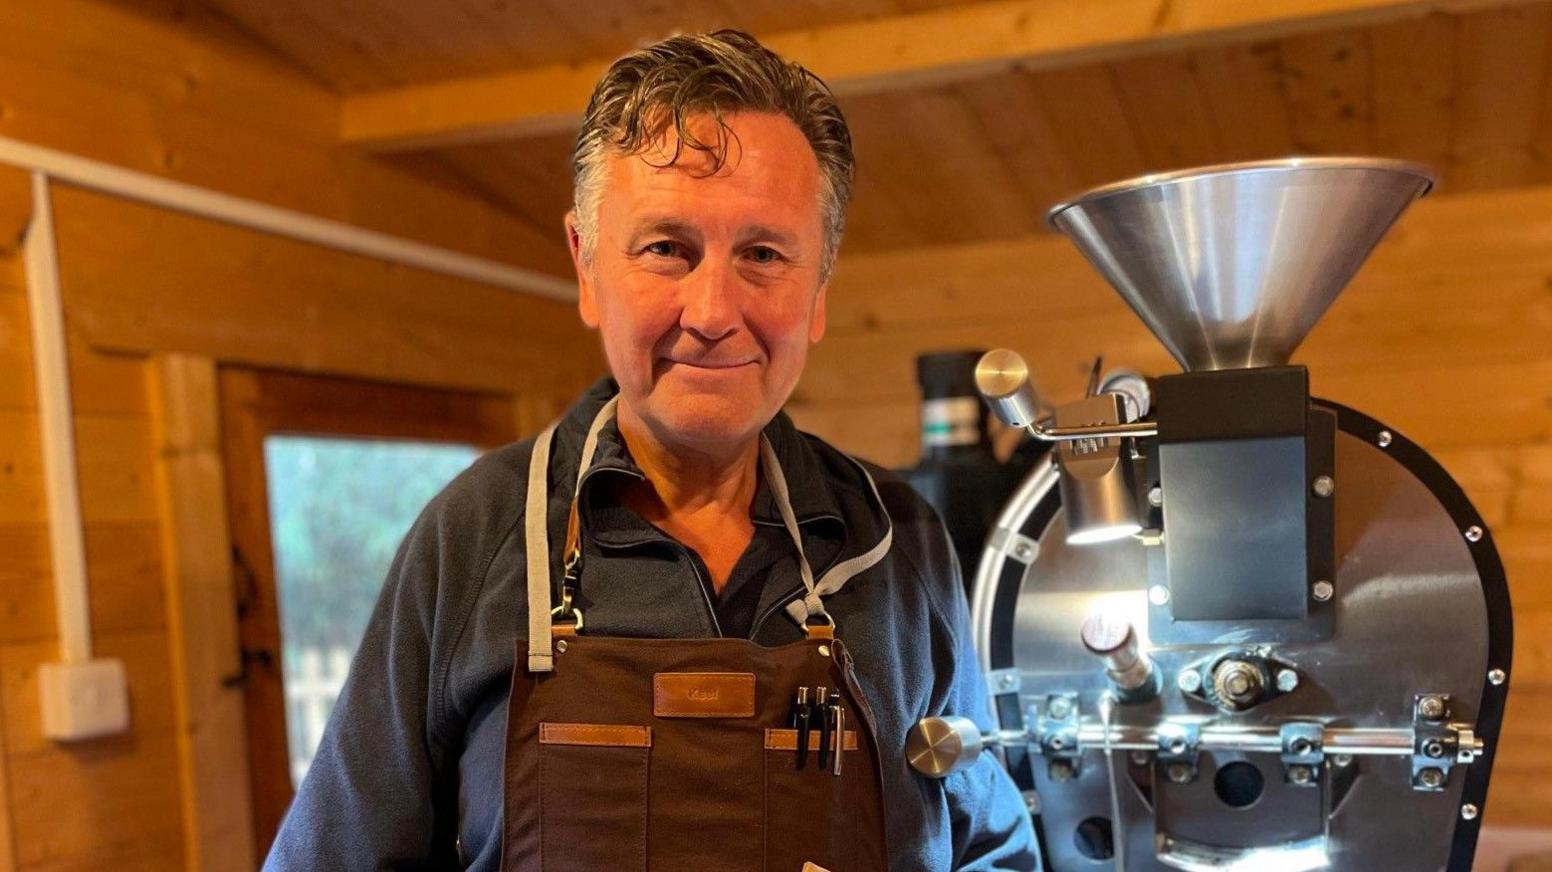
[568, 111, 829, 453]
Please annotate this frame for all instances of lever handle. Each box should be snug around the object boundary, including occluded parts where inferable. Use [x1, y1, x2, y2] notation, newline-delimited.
[906, 715, 986, 778]
[975, 349, 1041, 429]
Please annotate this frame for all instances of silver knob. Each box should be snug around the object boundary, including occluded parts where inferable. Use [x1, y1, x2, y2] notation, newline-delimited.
[975, 349, 1041, 429]
[1081, 613, 1154, 694]
[906, 715, 984, 778]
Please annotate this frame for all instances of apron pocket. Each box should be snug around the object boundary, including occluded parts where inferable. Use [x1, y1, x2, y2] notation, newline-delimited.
[762, 728, 860, 872]
[538, 722, 651, 872]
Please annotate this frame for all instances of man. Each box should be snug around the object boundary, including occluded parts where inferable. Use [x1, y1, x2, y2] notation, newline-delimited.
[266, 30, 1038, 871]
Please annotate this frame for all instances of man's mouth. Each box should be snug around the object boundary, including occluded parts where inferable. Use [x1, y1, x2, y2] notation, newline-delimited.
[664, 359, 756, 370]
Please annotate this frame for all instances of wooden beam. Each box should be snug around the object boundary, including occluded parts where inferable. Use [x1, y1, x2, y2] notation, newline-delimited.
[341, 0, 1536, 152]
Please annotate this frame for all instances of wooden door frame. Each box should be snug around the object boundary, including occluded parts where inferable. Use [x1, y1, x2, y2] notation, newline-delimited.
[149, 359, 515, 862]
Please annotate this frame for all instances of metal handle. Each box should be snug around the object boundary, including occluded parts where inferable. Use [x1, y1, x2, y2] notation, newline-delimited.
[976, 349, 1158, 442]
[906, 715, 986, 778]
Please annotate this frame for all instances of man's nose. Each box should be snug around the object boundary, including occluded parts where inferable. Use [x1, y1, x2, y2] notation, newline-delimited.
[679, 258, 739, 341]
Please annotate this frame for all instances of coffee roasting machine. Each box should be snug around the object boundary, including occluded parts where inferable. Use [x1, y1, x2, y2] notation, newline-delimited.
[904, 159, 1512, 871]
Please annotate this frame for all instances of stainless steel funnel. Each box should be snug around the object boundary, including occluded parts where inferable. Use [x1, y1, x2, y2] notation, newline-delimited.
[1047, 158, 1435, 371]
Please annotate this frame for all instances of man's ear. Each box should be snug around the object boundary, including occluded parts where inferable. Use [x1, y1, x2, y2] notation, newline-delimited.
[809, 281, 828, 344]
[566, 211, 600, 329]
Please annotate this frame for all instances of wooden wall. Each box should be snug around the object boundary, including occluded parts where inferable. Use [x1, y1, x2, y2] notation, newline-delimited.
[0, 1, 601, 869]
[789, 180, 1552, 825]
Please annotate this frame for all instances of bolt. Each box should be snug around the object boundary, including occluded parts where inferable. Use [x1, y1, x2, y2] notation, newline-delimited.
[1423, 739, 1446, 759]
[1489, 668, 1507, 686]
[1461, 803, 1480, 821]
[1288, 764, 1314, 785]
[1049, 760, 1075, 782]
[1047, 696, 1073, 719]
[1149, 585, 1171, 606]
[1465, 525, 1484, 543]
[1332, 754, 1354, 768]
[999, 673, 1017, 690]
[1312, 475, 1335, 498]
[1177, 669, 1203, 694]
[1312, 580, 1334, 602]
[1418, 767, 1445, 789]
[1148, 486, 1163, 507]
[1418, 696, 1447, 721]
[1377, 430, 1393, 448]
[1276, 668, 1300, 693]
[1226, 673, 1251, 696]
[1130, 751, 1151, 766]
[1167, 762, 1193, 784]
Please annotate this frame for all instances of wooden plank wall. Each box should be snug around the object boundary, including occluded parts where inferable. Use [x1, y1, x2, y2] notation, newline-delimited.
[789, 180, 1552, 825]
[0, 2, 600, 867]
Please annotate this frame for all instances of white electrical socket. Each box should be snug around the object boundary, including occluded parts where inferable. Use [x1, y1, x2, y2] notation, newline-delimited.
[38, 658, 130, 741]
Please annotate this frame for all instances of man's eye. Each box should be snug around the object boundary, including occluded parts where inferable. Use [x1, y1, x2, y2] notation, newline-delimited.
[747, 246, 782, 265]
[644, 240, 681, 258]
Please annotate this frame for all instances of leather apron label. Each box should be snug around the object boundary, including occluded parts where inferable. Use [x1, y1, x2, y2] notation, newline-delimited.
[652, 672, 756, 718]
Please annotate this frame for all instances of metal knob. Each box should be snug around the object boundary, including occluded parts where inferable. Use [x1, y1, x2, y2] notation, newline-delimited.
[975, 349, 1041, 429]
[906, 715, 984, 778]
[1081, 613, 1155, 696]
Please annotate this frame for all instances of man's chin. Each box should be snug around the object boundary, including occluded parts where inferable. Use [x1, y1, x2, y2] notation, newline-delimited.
[645, 393, 771, 449]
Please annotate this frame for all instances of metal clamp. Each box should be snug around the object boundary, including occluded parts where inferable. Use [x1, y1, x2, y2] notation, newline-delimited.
[1037, 693, 1081, 781]
[1157, 721, 1202, 784]
[1280, 722, 1326, 787]
[1412, 693, 1456, 792]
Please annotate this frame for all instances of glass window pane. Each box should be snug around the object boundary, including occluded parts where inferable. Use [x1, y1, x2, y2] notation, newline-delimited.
[264, 435, 480, 787]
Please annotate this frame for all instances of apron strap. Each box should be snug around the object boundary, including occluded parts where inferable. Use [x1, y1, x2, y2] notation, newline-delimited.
[526, 394, 891, 671]
[525, 397, 618, 673]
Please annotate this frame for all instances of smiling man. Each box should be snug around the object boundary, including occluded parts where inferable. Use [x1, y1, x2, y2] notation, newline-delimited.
[265, 30, 1039, 872]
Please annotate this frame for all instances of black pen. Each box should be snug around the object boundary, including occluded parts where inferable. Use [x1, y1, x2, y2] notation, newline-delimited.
[792, 686, 811, 770]
[815, 684, 832, 769]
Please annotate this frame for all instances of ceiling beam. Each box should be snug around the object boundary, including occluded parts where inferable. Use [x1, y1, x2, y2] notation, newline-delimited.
[341, 0, 1530, 153]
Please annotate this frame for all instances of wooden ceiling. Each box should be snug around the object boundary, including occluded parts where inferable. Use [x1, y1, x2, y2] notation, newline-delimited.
[194, 0, 1552, 260]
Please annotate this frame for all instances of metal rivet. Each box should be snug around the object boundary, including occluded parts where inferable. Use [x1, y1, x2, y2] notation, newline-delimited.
[1167, 762, 1193, 784]
[1276, 669, 1300, 693]
[1148, 486, 1163, 507]
[1312, 475, 1335, 498]
[1288, 764, 1314, 786]
[1177, 670, 1202, 693]
[1312, 580, 1334, 602]
[1013, 543, 1033, 561]
[1047, 696, 1073, 719]
[1465, 525, 1484, 543]
[1489, 668, 1507, 686]
[1462, 803, 1480, 821]
[818, 644, 831, 657]
[1377, 430, 1393, 448]
[1149, 585, 1171, 606]
[999, 673, 1016, 690]
[555, 639, 568, 653]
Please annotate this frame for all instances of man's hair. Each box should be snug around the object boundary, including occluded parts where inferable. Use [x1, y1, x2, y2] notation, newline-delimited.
[571, 29, 855, 281]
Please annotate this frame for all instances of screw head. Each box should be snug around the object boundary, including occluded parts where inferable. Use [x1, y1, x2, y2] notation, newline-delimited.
[1312, 475, 1335, 498]
[1048, 759, 1075, 782]
[1013, 543, 1033, 561]
[1377, 430, 1393, 448]
[1047, 696, 1072, 719]
[999, 673, 1016, 690]
[1177, 669, 1203, 694]
[1130, 751, 1151, 766]
[1024, 793, 1041, 813]
[1288, 764, 1314, 785]
[1276, 668, 1300, 693]
[1489, 668, 1507, 686]
[1465, 525, 1484, 543]
[1148, 486, 1164, 507]
[1167, 762, 1193, 784]
[1333, 754, 1354, 768]
[1461, 803, 1480, 821]
[1423, 739, 1446, 758]
[1311, 580, 1334, 602]
[1149, 585, 1171, 606]
[1418, 695, 1447, 721]
[1418, 767, 1445, 789]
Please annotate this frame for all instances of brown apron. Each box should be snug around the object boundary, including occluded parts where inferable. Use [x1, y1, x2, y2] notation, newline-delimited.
[501, 399, 894, 872]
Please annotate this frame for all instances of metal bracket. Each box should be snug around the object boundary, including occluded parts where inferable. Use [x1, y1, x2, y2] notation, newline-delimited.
[1156, 721, 1202, 784]
[989, 528, 1039, 565]
[1036, 693, 1081, 781]
[1280, 722, 1325, 787]
[1412, 693, 1456, 792]
[986, 668, 1022, 696]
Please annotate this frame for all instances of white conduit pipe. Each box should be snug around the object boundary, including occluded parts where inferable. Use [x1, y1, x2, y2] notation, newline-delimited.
[2, 132, 576, 675]
[22, 170, 92, 665]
